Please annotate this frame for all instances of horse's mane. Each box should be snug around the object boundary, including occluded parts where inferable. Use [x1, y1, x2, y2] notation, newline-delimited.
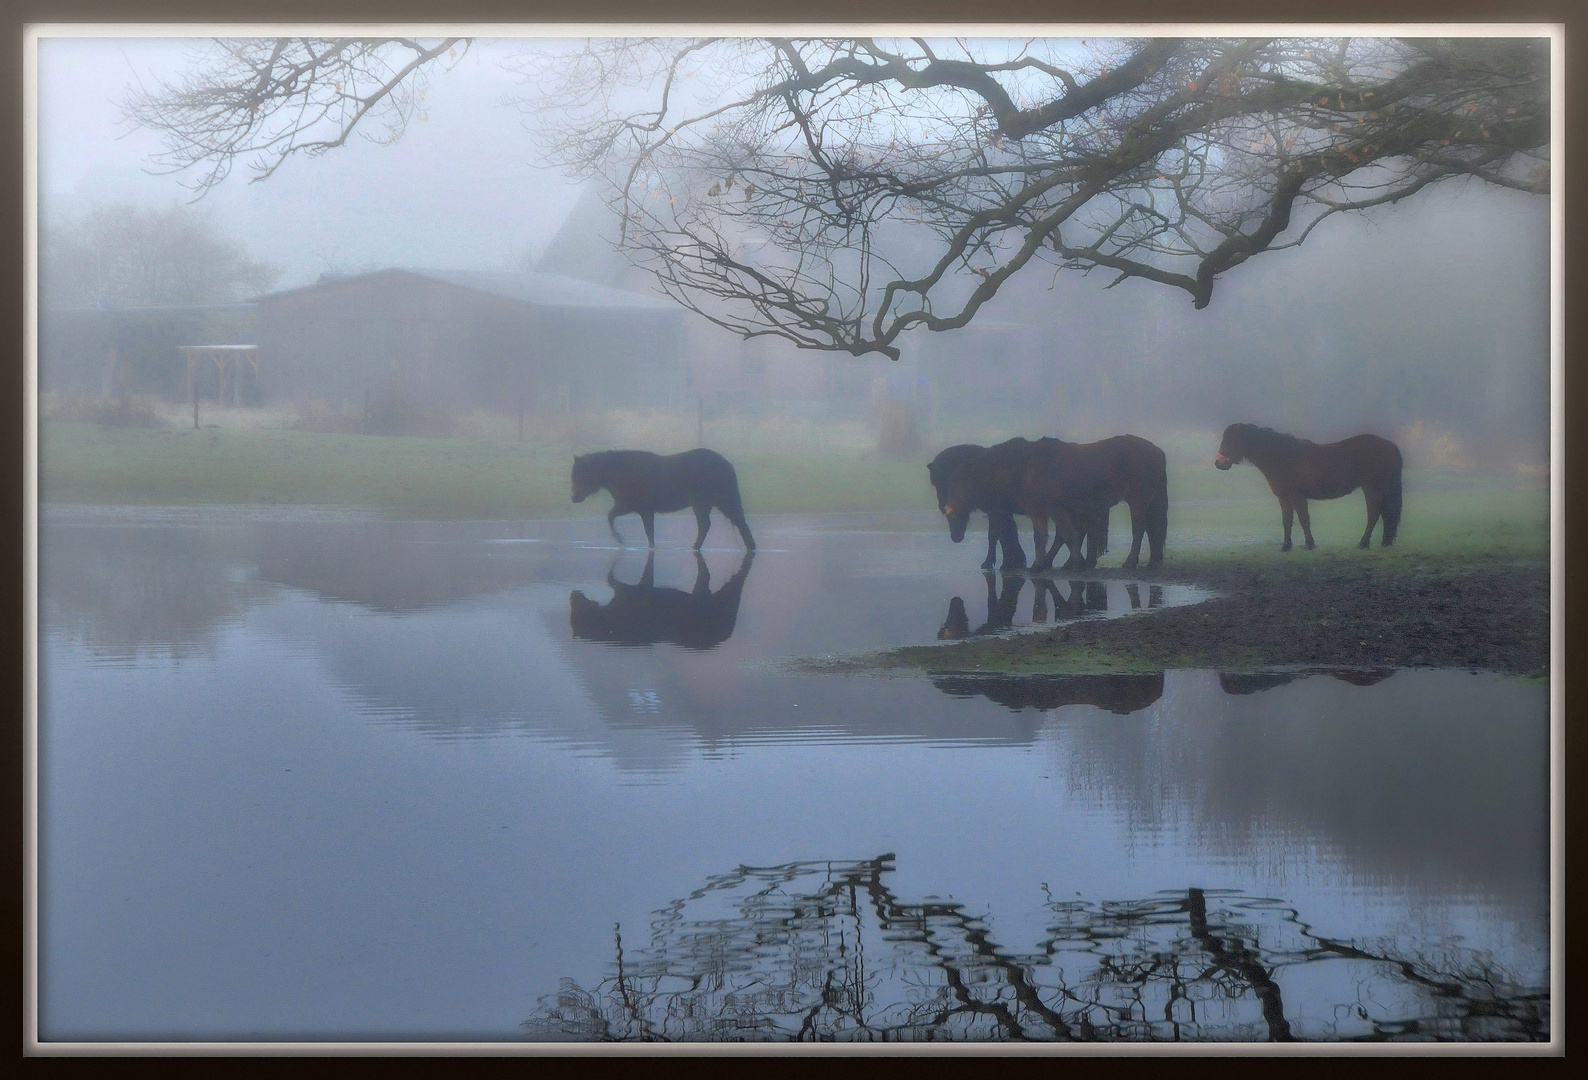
[1231, 424, 1308, 457]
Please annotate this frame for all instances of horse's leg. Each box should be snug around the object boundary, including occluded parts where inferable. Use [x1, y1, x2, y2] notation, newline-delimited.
[1280, 497, 1294, 551]
[981, 515, 998, 571]
[1084, 508, 1107, 569]
[608, 507, 626, 547]
[1121, 501, 1145, 571]
[1296, 499, 1316, 550]
[692, 505, 712, 551]
[1147, 495, 1167, 569]
[641, 511, 656, 548]
[994, 509, 1026, 570]
[690, 551, 711, 595]
[1359, 488, 1383, 549]
[1030, 513, 1052, 573]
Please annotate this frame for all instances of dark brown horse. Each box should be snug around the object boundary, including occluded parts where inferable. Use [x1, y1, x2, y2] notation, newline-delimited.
[572, 448, 755, 550]
[934, 438, 1045, 571]
[1020, 435, 1169, 572]
[1214, 424, 1402, 551]
[927, 444, 1024, 570]
[938, 438, 1110, 572]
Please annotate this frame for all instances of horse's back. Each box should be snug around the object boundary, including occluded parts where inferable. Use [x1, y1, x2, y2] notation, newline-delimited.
[661, 447, 744, 504]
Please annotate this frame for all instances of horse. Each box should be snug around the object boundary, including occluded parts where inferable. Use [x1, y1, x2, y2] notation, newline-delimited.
[571, 448, 755, 551]
[937, 438, 1073, 571]
[1214, 424, 1403, 551]
[569, 550, 754, 649]
[927, 444, 1025, 570]
[1020, 435, 1169, 572]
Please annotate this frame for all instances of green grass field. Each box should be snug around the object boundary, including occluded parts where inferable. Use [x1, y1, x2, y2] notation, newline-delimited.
[39, 422, 1550, 564]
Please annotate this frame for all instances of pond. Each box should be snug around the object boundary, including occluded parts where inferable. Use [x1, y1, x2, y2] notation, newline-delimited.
[37, 507, 1550, 1043]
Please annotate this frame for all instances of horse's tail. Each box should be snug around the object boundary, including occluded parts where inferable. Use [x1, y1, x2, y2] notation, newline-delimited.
[719, 469, 756, 550]
[1147, 450, 1170, 561]
[1381, 458, 1403, 545]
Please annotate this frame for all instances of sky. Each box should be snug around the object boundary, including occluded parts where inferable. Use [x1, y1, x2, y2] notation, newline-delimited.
[37, 37, 591, 288]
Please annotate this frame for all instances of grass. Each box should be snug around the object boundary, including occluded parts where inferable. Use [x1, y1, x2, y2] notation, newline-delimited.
[38, 422, 934, 519]
[39, 422, 1550, 559]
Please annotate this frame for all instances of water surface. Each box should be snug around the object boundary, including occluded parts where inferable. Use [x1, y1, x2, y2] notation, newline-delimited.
[38, 508, 1550, 1042]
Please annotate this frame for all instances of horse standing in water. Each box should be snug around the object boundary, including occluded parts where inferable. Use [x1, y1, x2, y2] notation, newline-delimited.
[927, 443, 1025, 570]
[1214, 424, 1402, 551]
[571, 448, 756, 551]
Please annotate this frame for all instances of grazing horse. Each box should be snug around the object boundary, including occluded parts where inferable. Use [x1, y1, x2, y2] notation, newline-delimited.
[1214, 424, 1402, 551]
[569, 550, 754, 649]
[572, 448, 755, 551]
[1020, 435, 1169, 572]
[927, 444, 1024, 570]
[936, 438, 1061, 570]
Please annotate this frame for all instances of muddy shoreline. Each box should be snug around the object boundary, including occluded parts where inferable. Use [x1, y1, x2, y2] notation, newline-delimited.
[884, 555, 1551, 678]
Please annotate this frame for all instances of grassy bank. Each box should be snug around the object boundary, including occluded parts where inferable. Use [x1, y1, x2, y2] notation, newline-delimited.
[41, 421, 1549, 542]
[39, 422, 934, 519]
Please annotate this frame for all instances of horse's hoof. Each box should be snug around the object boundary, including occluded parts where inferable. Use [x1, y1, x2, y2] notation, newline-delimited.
[1382, 539, 1394, 547]
[1305, 542, 1316, 551]
[1281, 543, 1292, 552]
[1359, 539, 1370, 549]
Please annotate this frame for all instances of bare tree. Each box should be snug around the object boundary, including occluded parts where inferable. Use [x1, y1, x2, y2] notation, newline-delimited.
[127, 36, 1549, 359]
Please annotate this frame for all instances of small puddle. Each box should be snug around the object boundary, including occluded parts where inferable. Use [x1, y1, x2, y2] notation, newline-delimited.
[932, 574, 1211, 642]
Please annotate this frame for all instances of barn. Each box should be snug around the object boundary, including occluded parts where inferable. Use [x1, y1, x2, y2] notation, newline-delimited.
[254, 267, 687, 420]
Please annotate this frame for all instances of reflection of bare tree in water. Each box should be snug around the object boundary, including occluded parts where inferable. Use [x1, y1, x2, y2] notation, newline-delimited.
[523, 856, 1546, 1043]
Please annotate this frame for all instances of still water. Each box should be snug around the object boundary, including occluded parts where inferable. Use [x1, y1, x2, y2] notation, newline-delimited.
[37, 508, 1550, 1043]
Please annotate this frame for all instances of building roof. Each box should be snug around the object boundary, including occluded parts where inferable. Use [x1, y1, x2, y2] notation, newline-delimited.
[259, 267, 678, 313]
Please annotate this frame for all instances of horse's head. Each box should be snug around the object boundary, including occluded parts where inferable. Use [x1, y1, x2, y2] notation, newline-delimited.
[927, 445, 982, 513]
[570, 455, 598, 502]
[940, 472, 974, 543]
[1214, 424, 1247, 471]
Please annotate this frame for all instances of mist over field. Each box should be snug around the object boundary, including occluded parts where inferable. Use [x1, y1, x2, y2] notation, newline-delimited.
[36, 36, 1551, 479]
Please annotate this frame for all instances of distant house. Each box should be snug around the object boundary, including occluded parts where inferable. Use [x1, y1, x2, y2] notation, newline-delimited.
[254, 267, 687, 417]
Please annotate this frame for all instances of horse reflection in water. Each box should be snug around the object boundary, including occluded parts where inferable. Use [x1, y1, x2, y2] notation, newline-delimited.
[1218, 668, 1396, 695]
[934, 671, 1164, 716]
[938, 575, 1109, 641]
[569, 550, 754, 650]
[523, 854, 1547, 1043]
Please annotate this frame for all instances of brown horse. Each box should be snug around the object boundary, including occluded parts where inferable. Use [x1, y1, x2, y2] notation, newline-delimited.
[1214, 424, 1402, 550]
[1020, 435, 1169, 572]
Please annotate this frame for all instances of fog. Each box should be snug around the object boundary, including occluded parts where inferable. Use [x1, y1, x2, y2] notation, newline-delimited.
[35, 35, 1552, 472]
